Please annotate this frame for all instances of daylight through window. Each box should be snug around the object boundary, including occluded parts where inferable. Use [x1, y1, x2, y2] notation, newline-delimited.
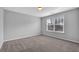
[46, 16, 64, 33]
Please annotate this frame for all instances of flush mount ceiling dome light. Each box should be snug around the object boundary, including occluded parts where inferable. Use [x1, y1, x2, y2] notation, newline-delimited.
[37, 7, 43, 11]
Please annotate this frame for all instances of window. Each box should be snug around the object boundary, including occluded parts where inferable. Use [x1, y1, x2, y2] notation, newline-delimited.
[46, 16, 64, 33]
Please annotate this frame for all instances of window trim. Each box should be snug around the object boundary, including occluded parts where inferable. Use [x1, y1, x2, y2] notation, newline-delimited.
[46, 16, 64, 33]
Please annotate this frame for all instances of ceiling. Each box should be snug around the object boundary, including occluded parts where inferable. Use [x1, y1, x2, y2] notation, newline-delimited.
[3, 7, 77, 17]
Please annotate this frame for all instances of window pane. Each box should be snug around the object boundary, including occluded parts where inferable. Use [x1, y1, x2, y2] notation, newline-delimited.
[55, 18, 58, 24]
[55, 18, 60, 25]
[55, 17, 64, 25]
[47, 19, 51, 24]
[51, 19, 55, 24]
[48, 23, 54, 31]
[60, 17, 64, 25]
[55, 25, 63, 31]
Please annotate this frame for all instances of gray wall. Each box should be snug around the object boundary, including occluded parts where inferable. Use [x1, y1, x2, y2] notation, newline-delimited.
[0, 8, 4, 48]
[4, 10, 41, 41]
[41, 8, 79, 43]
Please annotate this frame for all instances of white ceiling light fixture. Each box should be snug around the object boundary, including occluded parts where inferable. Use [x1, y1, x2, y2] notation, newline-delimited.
[37, 7, 43, 11]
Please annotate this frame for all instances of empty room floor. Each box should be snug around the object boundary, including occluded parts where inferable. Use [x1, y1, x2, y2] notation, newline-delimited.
[0, 35, 79, 52]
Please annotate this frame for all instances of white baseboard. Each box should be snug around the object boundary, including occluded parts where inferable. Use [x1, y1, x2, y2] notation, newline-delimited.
[5, 34, 41, 42]
[43, 34, 79, 44]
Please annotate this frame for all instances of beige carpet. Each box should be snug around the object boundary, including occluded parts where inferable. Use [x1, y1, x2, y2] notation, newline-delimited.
[0, 35, 79, 52]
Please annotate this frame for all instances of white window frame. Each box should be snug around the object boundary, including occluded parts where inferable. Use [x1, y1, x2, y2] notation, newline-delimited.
[46, 16, 64, 33]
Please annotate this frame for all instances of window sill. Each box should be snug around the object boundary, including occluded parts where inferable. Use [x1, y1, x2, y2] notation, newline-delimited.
[46, 30, 64, 33]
